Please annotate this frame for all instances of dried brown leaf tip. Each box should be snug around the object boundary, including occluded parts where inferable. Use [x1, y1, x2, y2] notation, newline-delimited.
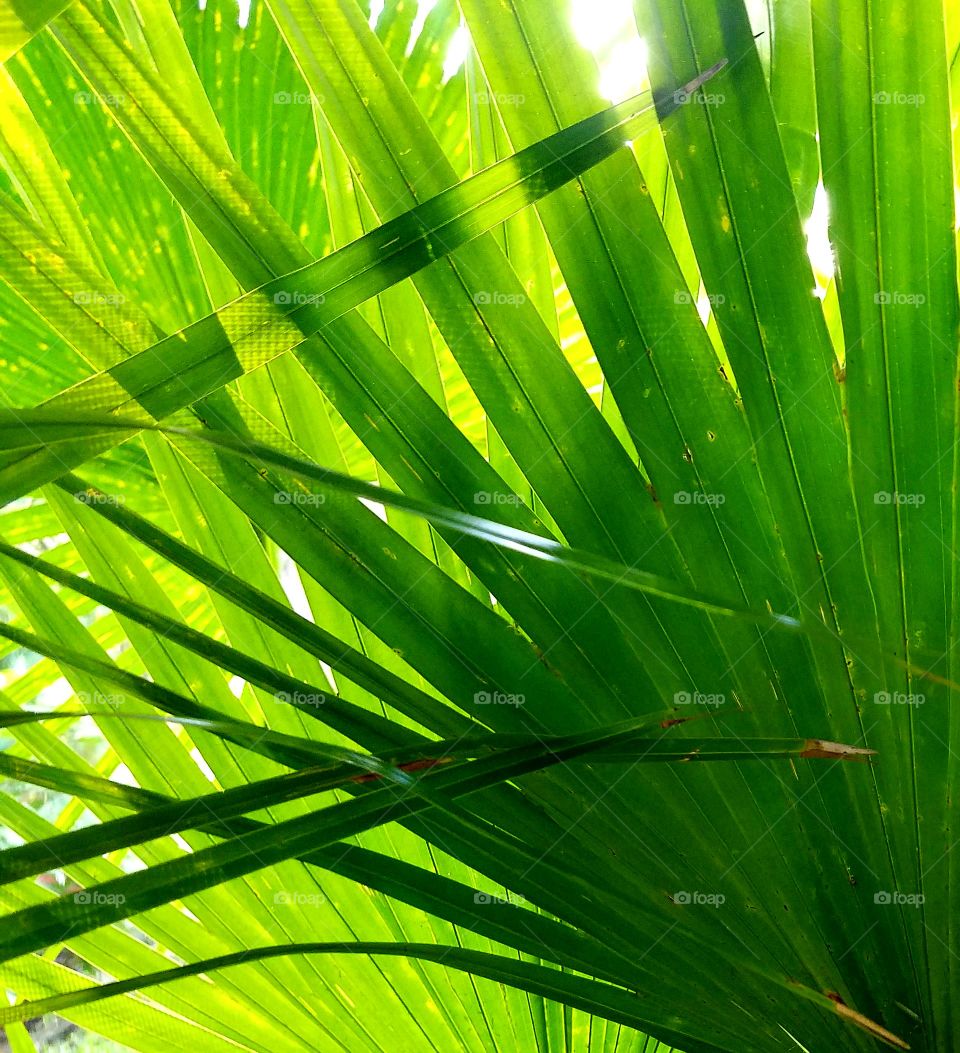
[834, 1002, 910, 1050]
[799, 740, 877, 762]
[789, 982, 909, 1049]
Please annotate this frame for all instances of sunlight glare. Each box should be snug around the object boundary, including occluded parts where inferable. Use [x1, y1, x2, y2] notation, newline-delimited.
[443, 24, 470, 82]
[570, 0, 634, 53]
[598, 38, 648, 102]
[408, 0, 439, 55]
[804, 181, 835, 287]
[369, 0, 386, 30]
[571, 0, 647, 101]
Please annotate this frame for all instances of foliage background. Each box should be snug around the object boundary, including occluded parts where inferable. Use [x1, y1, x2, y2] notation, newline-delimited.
[0, 0, 958, 1051]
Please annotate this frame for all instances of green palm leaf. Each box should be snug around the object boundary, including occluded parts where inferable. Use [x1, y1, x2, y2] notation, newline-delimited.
[1, 0, 954, 1050]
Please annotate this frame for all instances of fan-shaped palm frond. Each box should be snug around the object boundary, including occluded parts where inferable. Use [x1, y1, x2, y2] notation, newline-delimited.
[0, 2, 955, 1051]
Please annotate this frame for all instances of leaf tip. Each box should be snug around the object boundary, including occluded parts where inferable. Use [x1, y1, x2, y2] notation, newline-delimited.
[799, 740, 877, 762]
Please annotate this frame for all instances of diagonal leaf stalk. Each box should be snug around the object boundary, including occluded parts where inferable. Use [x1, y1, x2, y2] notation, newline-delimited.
[0, 411, 800, 630]
[0, 707, 798, 966]
[0, 0, 73, 62]
[0, 941, 737, 1049]
[49, 473, 475, 737]
[0, 715, 893, 1046]
[0, 60, 725, 504]
[21, 412, 950, 693]
[0, 746, 869, 1029]
[0, 535, 480, 741]
[0, 706, 867, 889]
[0, 939, 907, 1050]
[5, 415, 949, 697]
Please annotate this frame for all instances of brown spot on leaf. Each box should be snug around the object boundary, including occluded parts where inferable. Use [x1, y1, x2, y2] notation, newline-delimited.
[351, 756, 456, 784]
[800, 740, 876, 762]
